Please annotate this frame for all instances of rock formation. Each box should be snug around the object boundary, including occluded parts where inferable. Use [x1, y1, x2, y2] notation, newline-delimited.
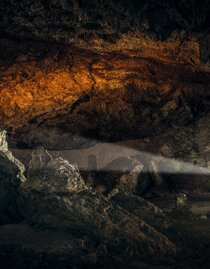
[9, 146, 175, 264]
[21, 185, 175, 257]
[27, 147, 86, 192]
[27, 146, 52, 181]
[0, 130, 25, 224]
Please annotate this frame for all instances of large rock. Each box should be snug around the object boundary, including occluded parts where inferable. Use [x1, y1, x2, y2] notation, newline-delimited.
[0, 130, 26, 224]
[44, 158, 86, 193]
[99, 156, 163, 195]
[27, 147, 86, 192]
[110, 191, 171, 233]
[20, 187, 175, 259]
[98, 157, 145, 194]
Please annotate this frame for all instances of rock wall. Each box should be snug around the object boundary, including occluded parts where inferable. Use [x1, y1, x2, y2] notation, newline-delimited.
[0, 36, 210, 149]
[0, 1, 210, 149]
[0, 130, 25, 224]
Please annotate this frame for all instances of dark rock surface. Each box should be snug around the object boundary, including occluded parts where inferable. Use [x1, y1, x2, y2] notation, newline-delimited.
[0, 130, 26, 224]
[110, 191, 170, 233]
[0, 224, 105, 269]
[1, 210, 210, 269]
[1, 0, 210, 44]
[20, 186, 175, 257]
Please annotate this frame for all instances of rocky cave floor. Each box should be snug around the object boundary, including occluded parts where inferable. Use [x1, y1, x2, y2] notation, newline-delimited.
[1, 198, 210, 269]
[1, 119, 210, 269]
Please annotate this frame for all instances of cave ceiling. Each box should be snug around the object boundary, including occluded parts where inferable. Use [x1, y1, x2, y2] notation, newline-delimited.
[0, 0, 210, 149]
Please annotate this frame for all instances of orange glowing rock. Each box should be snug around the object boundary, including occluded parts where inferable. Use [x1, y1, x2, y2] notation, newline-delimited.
[0, 35, 210, 142]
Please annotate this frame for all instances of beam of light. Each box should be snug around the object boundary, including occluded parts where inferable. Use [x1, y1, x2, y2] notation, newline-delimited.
[28, 135, 210, 177]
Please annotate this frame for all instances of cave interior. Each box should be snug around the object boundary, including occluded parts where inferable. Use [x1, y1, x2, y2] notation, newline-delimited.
[1, 1, 210, 268]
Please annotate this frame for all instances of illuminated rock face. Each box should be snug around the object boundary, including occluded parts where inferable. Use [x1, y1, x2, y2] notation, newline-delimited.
[1, 37, 210, 149]
[0, 1, 210, 149]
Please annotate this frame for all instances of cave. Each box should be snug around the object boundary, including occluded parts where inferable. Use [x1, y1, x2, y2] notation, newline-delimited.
[1, 1, 210, 268]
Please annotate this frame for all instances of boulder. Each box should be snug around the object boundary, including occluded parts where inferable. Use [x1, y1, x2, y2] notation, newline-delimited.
[99, 156, 146, 194]
[27, 147, 86, 193]
[44, 157, 86, 193]
[99, 156, 167, 196]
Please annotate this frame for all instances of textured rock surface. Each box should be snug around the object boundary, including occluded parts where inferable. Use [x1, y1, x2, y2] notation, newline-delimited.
[1, 0, 210, 45]
[110, 191, 170, 233]
[0, 224, 108, 269]
[20, 183, 175, 259]
[1, 36, 209, 149]
[0, 1, 210, 149]
[44, 158, 86, 192]
[0, 130, 25, 224]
